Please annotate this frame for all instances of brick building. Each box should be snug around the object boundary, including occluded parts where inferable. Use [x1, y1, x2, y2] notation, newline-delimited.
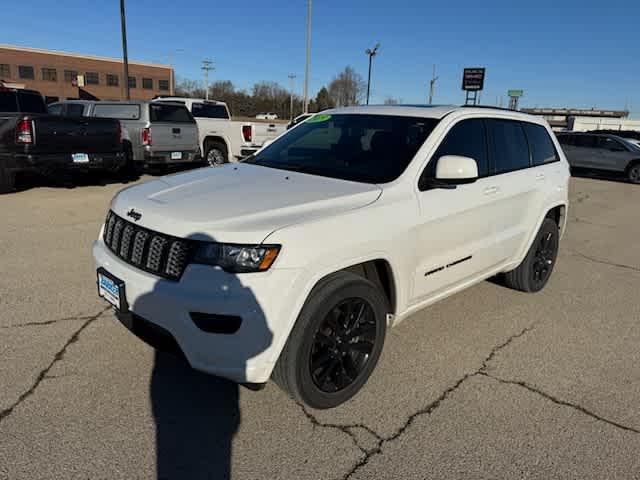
[0, 44, 174, 103]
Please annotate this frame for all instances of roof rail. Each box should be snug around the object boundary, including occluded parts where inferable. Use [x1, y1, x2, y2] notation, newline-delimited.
[459, 105, 519, 112]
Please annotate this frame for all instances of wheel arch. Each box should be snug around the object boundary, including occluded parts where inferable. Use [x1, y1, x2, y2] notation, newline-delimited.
[203, 135, 230, 155]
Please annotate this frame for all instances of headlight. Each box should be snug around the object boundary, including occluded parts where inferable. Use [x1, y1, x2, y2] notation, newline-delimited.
[193, 243, 281, 273]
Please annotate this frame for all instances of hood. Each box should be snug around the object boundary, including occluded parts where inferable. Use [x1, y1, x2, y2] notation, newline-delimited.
[111, 163, 382, 243]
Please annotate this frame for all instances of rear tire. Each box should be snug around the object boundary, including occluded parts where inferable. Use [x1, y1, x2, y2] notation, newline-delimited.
[204, 141, 228, 167]
[0, 164, 15, 194]
[272, 271, 388, 409]
[626, 162, 640, 184]
[503, 218, 559, 293]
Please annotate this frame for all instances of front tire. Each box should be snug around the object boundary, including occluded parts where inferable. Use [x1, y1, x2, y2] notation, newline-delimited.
[272, 271, 388, 409]
[503, 217, 559, 293]
[204, 141, 228, 167]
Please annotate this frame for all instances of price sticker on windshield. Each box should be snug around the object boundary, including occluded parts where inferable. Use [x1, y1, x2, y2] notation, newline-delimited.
[307, 114, 332, 123]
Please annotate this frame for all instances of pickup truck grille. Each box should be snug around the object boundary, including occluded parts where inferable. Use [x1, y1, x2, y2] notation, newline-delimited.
[103, 210, 194, 280]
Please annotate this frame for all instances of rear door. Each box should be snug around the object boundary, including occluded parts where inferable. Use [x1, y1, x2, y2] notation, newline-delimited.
[32, 116, 121, 154]
[148, 103, 199, 153]
[571, 135, 600, 168]
[594, 137, 635, 172]
[486, 118, 541, 264]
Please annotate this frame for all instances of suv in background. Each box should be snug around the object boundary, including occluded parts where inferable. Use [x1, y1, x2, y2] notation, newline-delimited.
[93, 105, 569, 409]
[557, 132, 640, 184]
[49, 100, 201, 171]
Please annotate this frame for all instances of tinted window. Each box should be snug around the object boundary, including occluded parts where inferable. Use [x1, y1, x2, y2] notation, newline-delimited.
[93, 104, 141, 120]
[191, 102, 229, 119]
[244, 114, 439, 183]
[597, 137, 627, 152]
[489, 119, 530, 174]
[0, 92, 19, 112]
[523, 123, 558, 165]
[16, 91, 47, 113]
[142, 78, 153, 89]
[66, 104, 87, 117]
[47, 104, 63, 115]
[557, 134, 573, 146]
[429, 119, 488, 177]
[149, 103, 194, 123]
[573, 135, 597, 148]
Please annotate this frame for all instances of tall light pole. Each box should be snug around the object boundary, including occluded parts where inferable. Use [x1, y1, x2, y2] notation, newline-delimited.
[428, 64, 438, 105]
[303, 0, 312, 113]
[202, 59, 214, 101]
[168, 49, 184, 96]
[119, 0, 130, 100]
[288, 73, 297, 120]
[365, 43, 380, 105]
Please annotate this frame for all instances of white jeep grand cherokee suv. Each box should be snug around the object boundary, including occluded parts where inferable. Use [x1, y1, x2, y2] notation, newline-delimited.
[94, 105, 569, 409]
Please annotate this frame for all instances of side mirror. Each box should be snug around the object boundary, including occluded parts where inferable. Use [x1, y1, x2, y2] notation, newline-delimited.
[420, 155, 478, 191]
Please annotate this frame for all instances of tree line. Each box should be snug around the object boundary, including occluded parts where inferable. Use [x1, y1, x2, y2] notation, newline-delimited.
[175, 66, 368, 119]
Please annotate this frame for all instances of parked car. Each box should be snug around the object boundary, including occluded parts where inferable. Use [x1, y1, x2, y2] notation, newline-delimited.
[93, 105, 569, 408]
[48, 100, 201, 171]
[287, 113, 313, 130]
[557, 132, 640, 183]
[0, 87, 125, 193]
[155, 97, 287, 165]
[623, 137, 640, 149]
[256, 112, 278, 120]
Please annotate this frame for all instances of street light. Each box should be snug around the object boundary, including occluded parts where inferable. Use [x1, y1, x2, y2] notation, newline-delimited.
[119, 0, 130, 100]
[365, 43, 380, 105]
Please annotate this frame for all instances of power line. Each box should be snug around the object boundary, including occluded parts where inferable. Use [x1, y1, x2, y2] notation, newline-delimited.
[201, 59, 214, 101]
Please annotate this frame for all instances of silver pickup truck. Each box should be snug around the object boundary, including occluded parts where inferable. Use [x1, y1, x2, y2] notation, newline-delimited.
[48, 100, 201, 170]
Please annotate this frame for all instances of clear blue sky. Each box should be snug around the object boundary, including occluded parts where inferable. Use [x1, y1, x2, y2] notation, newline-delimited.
[3, 0, 639, 115]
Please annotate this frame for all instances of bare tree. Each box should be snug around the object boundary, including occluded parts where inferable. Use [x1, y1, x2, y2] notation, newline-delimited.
[328, 66, 366, 107]
[383, 97, 399, 105]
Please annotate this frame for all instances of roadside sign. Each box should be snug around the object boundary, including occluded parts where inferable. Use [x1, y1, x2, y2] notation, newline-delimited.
[76, 75, 85, 87]
[462, 68, 485, 91]
[508, 89, 524, 97]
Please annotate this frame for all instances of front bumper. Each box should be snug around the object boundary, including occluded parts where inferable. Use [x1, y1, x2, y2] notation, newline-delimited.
[8, 151, 125, 173]
[93, 238, 301, 383]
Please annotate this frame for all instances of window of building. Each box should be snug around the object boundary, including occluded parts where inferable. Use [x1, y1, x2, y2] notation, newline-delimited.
[488, 119, 530, 174]
[85, 72, 99, 85]
[522, 123, 559, 165]
[64, 70, 79, 84]
[128, 76, 137, 89]
[0, 64, 10, 79]
[429, 119, 488, 177]
[106, 74, 119, 87]
[18, 65, 35, 79]
[158, 79, 170, 91]
[142, 78, 153, 89]
[41, 68, 57, 82]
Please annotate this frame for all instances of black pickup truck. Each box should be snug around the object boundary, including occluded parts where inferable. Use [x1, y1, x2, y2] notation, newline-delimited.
[0, 87, 125, 193]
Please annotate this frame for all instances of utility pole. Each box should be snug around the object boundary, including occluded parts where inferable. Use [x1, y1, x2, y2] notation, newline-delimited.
[428, 64, 438, 105]
[303, 0, 312, 113]
[202, 59, 214, 101]
[365, 43, 380, 105]
[119, 0, 130, 100]
[288, 73, 297, 120]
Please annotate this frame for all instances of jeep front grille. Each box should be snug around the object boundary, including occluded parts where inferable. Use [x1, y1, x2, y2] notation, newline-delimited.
[103, 210, 195, 280]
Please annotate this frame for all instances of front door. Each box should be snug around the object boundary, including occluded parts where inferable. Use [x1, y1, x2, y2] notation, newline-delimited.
[412, 118, 502, 304]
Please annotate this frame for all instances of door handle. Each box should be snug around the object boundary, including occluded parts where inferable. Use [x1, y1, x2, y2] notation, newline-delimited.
[535, 173, 545, 180]
[483, 186, 499, 195]
[172, 128, 181, 134]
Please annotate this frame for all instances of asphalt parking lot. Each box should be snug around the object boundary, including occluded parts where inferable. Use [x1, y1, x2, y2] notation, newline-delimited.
[1, 173, 639, 479]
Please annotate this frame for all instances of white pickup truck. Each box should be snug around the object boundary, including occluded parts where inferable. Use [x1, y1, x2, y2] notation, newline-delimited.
[154, 97, 287, 165]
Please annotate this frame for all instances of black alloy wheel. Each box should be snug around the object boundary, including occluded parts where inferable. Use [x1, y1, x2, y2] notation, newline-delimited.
[309, 298, 377, 393]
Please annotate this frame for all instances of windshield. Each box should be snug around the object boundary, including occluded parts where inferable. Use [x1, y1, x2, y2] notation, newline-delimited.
[244, 114, 439, 183]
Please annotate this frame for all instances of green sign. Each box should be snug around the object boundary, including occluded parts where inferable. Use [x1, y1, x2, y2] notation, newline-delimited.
[508, 89, 524, 98]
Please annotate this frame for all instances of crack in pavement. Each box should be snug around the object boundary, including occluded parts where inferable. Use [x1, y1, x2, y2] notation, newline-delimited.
[481, 372, 640, 435]
[0, 307, 110, 424]
[572, 250, 640, 273]
[0, 313, 100, 330]
[299, 324, 538, 480]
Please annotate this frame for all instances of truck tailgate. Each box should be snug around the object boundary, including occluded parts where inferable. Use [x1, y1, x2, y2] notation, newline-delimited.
[32, 116, 122, 154]
[149, 122, 199, 152]
[249, 122, 287, 145]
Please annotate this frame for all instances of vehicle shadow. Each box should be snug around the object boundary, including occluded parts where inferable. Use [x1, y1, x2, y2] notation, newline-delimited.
[115, 232, 273, 479]
[570, 168, 632, 185]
